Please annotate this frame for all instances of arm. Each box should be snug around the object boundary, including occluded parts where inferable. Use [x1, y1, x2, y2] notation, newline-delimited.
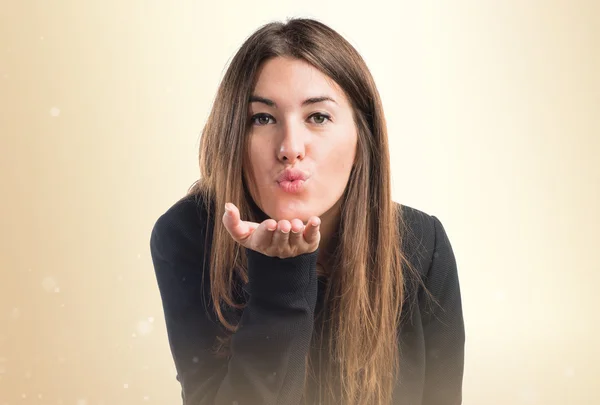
[150, 213, 318, 405]
[421, 216, 465, 405]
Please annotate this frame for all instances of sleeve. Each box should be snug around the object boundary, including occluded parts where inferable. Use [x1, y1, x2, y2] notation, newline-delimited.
[420, 215, 466, 405]
[149, 214, 319, 405]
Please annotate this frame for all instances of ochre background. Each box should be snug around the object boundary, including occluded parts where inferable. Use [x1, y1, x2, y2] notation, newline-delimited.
[1, 1, 599, 404]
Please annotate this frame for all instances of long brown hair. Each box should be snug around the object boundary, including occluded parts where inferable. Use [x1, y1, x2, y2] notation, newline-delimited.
[187, 18, 421, 405]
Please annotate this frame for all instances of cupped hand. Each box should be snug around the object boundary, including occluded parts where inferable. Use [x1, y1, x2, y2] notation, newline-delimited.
[222, 203, 321, 259]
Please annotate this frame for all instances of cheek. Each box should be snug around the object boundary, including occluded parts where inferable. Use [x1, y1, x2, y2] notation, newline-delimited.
[319, 149, 355, 186]
[335, 131, 358, 170]
[246, 139, 275, 202]
[247, 139, 266, 176]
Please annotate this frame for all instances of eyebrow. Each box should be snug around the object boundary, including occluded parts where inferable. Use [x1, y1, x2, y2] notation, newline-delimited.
[249, 95, 337, 108]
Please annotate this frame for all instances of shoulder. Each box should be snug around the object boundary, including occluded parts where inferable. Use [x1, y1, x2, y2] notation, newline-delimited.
[395, 202, 461, 329]
[395, 202, 451, 278]
[149, 193, 221, 321]
[149, 193, 213, 265]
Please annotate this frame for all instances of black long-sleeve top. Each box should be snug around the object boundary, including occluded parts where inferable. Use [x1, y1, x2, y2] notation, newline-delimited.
[149, 194, 465, 404]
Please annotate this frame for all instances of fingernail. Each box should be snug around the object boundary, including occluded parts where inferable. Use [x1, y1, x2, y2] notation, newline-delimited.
[224, 203, 233, 216]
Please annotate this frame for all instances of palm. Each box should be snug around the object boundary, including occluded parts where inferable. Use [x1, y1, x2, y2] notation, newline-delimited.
[222, 203, 321, 259]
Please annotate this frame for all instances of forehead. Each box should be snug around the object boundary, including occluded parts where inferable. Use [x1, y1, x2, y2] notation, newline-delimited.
[252, 57, 347, 106]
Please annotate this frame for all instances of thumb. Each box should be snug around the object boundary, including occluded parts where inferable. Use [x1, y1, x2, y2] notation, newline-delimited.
[222, 203, 251, 241]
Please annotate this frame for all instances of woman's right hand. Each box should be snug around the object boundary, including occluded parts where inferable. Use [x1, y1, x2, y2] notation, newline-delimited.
[222, 203, 321, 259]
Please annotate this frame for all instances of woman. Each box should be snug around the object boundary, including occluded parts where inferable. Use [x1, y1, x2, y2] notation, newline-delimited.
[150, 18, 464, 405]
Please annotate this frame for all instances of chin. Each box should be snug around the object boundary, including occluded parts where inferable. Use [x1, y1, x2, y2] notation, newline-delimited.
[263, 203, 313, 223]
[270, 209, 310, 222]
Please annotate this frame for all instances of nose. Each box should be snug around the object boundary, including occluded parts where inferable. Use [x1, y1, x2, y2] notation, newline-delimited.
[276, 121, 306, 163]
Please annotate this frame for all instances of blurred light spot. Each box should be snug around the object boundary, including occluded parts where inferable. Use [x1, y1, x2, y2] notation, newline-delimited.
[50, 107, 60, 117]
[132, 333, 137, 338]
[40, 36, 44, 40]
[22, 393, 26, 399]
[564, 367, 575, 377]
[24, 371, 32, 379]
[123, 383, 129, 389]
[517, 386, 538, 404]
[117, 275, 123, 281]
[38, 393, 42, 399]
[147, 317, 154, 323]
[137, 253, 141, 259]
[10, 308, 20, 319]
[192, 356, 199, 363]
[143, 396, 149, 401]
[137, 320, 154, 336]
[54, 287, 60, 293]
[77, 399, 87, 405]
[42, 277, 58, 292]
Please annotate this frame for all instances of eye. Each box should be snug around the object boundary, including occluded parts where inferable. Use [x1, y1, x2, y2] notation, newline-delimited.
[251, 113, 275, 126]
[309, 113, 331, 125]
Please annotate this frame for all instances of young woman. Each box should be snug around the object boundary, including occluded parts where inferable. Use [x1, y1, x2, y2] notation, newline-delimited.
[150, 18, 465, 405]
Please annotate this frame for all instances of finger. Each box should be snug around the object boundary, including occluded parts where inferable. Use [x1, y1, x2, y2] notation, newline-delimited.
[271, 220, 291, 250]
[250, 219, 277, 249]
[303, 217, 321, 244]
[222, 203, 251, 241]
[289, 218, 305, 245]
[246, 221, 260, 234]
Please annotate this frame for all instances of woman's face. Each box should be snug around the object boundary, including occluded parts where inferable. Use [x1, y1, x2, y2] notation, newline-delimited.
[245, 56, 358, 223]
